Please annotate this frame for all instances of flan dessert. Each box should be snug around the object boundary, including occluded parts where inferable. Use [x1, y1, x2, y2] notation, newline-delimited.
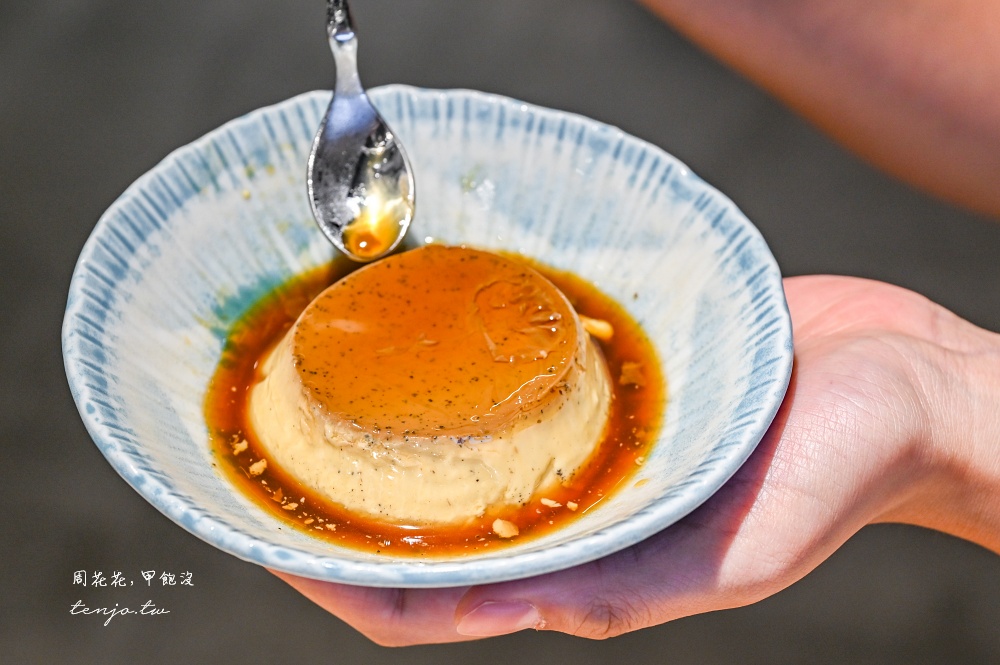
[247, 245, 613, 525]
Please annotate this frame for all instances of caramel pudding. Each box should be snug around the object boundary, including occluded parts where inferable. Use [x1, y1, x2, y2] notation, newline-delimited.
[205, 246, 664, 556]
[248, 245, 611, 524]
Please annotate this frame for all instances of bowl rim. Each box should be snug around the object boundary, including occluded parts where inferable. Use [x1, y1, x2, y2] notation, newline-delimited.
[63, 84, 793, 587]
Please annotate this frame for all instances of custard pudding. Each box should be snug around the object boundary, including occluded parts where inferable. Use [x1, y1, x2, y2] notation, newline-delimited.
[248, 245, 612, 525]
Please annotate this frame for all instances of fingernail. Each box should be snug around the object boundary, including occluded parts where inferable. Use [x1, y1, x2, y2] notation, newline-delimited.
[456, 600, 543, 637]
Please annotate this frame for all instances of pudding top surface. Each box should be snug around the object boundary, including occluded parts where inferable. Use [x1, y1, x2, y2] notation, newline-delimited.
[291, 245, 582, 437]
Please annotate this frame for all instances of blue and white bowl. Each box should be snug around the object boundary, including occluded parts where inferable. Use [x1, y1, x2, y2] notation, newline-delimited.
[63, 86, 793, 587]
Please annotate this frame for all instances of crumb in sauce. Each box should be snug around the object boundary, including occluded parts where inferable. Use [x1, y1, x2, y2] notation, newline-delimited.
[619, 361, 646, 387]
[492, 519, 520, 539]
[580, 315, 614, 342]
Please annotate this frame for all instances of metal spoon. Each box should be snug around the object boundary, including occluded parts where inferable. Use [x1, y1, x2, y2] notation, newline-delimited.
[307, 0, 415, 262]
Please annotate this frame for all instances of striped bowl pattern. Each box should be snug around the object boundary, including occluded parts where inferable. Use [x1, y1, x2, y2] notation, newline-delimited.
[63, 86, 793, 587]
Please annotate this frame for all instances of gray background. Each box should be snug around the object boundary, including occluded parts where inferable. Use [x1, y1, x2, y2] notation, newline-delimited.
[3, 0, 999, 662]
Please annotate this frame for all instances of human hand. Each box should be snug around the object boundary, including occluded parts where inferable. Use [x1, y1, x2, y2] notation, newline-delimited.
[272, 275, 1000, 644]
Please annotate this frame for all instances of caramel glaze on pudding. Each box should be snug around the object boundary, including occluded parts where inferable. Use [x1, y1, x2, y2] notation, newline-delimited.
[294, 245, 585, 437]
[206, 245, 664, 557]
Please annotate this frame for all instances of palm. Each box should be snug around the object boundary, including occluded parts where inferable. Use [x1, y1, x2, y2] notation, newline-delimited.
[274, 275, 952, 644]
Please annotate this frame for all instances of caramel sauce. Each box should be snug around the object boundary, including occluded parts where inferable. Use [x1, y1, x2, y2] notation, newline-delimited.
[339, 162, 413, 259]
[340, 214, 402, 260]
[205, 247, 664, 557]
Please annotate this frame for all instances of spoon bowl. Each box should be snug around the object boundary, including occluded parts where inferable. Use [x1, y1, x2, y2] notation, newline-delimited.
[307, 0, 415, 261]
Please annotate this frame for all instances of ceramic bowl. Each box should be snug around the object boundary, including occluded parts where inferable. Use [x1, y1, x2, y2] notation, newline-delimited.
[63, 86, 793, 587]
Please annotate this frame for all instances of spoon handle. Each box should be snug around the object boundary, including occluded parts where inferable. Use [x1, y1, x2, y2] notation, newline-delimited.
[327, 0, 355, 42]
[326, 0, 364, 97]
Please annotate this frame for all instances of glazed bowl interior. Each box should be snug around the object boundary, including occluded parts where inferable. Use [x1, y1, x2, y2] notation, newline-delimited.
[63, 86, 792, 587]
